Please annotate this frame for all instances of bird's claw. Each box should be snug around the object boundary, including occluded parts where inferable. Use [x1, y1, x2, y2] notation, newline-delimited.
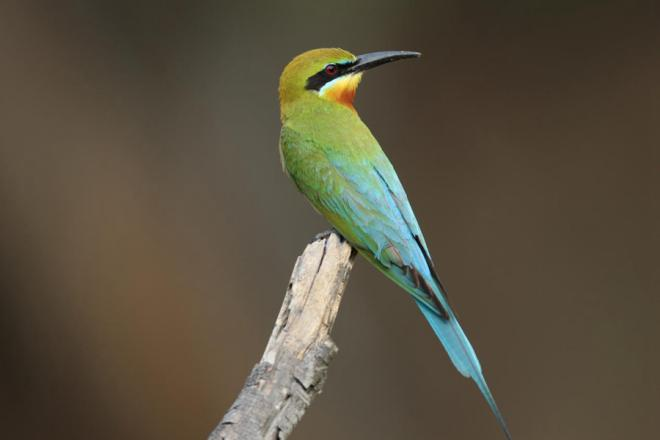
[313, 228, 342, 243]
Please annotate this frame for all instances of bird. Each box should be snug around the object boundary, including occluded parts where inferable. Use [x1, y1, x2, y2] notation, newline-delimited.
[278, 48, 511, 439]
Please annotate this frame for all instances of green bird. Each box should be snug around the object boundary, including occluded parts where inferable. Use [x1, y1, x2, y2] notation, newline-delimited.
[278, 48, 511, 439]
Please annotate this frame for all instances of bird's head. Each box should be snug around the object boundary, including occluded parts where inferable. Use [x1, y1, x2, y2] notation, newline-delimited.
[279, 48, 420, 118]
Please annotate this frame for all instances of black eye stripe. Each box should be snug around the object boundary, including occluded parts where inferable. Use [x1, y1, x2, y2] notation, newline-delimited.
[305, 61, 356, 91]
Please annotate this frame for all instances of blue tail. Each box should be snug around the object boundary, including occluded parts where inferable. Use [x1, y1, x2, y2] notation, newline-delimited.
[417, 300, 512, 440]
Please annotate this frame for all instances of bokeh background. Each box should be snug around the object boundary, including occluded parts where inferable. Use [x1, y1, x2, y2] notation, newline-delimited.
[2, 1, 659, 439]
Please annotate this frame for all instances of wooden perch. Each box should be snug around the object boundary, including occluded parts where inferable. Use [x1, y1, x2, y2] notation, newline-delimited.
[209, 232, 356, 440]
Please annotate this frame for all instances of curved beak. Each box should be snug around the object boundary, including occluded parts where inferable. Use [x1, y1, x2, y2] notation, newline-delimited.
[348, 51, 421, 73]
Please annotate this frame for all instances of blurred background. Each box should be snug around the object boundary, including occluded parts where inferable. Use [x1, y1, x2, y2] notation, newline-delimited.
[1, 1, 659, 439]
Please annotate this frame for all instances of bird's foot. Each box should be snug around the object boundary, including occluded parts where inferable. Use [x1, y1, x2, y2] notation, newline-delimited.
[312, 228, 343, 243]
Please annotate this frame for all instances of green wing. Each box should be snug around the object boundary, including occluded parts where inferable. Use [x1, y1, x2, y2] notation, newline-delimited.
[280, 125, 449, 318]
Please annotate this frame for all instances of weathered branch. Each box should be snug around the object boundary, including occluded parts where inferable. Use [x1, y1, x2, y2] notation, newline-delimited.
[209, 232, 355, 440]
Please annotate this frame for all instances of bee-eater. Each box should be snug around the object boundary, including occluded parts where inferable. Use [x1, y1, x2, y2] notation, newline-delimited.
[278, 48, 511, 439]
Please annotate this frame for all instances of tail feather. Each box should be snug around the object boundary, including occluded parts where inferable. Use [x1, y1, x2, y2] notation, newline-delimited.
[416, 300, 512, 440]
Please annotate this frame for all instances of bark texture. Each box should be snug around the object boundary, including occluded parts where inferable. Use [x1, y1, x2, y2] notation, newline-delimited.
[209, 232, 355, 440]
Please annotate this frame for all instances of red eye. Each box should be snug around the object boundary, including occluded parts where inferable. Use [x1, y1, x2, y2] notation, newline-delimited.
[325, 64, 338, 75]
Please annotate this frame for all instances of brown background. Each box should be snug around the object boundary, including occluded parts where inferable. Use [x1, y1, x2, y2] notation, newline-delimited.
[1, 1, 659, 439]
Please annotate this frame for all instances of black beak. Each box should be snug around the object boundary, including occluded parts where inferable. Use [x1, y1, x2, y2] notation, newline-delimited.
[348, 51, 421, 73]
